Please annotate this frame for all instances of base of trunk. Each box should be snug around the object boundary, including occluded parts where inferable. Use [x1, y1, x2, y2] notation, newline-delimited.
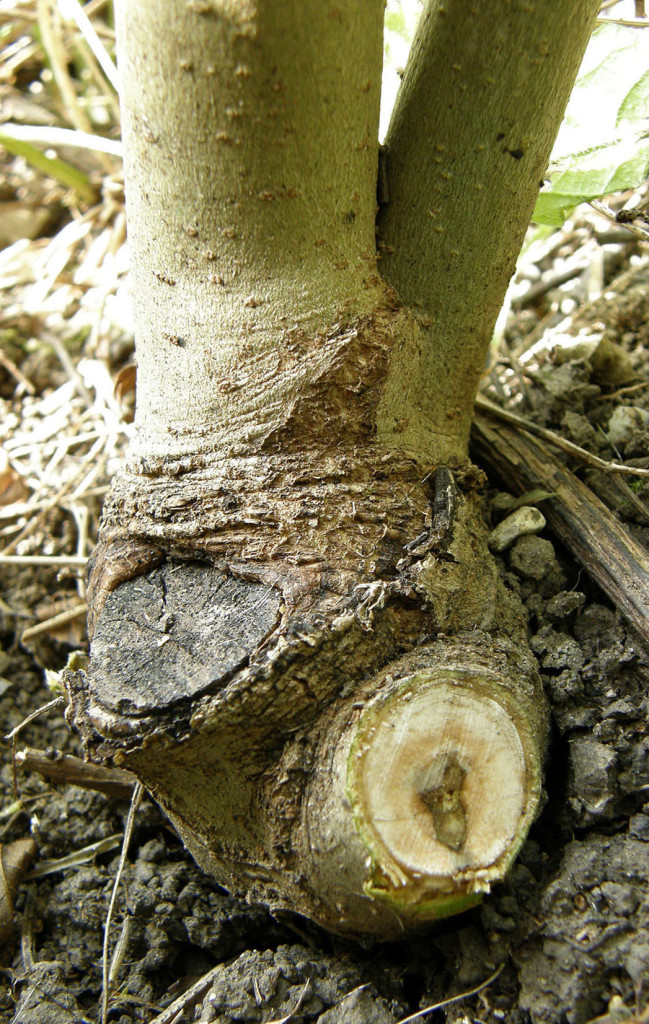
[66, 457, 547, 938]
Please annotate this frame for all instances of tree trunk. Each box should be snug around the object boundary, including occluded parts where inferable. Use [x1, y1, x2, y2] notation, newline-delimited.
[67, 0, 600, 938]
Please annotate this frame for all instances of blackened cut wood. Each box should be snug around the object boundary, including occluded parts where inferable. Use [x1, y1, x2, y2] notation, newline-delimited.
[88, 560, 281, 715]
[472, 411, 649, 647]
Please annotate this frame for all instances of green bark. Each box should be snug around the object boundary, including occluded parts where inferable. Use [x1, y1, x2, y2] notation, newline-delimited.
[116, 0, 386, 465]
[377, 0, 602, 459]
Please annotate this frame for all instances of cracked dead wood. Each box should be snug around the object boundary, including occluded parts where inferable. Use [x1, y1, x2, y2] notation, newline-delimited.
[472, 411, 649, 648]
[66, 0, 601, 937]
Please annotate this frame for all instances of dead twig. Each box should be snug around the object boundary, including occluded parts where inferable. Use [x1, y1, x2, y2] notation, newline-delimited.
[475, 394, 649, 478]
[0, 554, 88, 566]
[513, 262, 588, 309]
[264, 980, 312, 1024]
[0, 436, 105, 556]
[38, 329, 94, 409]
[20, 884, 37, 972]
[597, 16, 649, 26]
[589, 199, 649, 242]
[37, 0, 92, 135]
[5, 696, 66, 799]
[149, 965, 225, 1024]
[20, 602, 87, 642]
[26, 834, 123, 879]
[56, 0, 119, 92]
[101, 782, 144, 1024]
[595, 380, 649, 402]
[0, 348, 35, 394]
[0, 123, 123, 157]
[5, 697, 66, 743]
[394, 964, 504, 1024]
[472, 412, 649, 647]
[16, 747, 136, 800]
[151, 972, 314, 1024]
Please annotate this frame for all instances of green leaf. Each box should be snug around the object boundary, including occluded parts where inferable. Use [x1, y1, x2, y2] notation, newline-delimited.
[510, 490, 558, 512]
[44, 668, 66, 695]
[533, 135, 649, 226]
[532, 22, 649, 226]
[0, 129, 97, 204]
[553, 24, 649, 160]
[617, 66, 649, 124]
[385, 8, 407, 38]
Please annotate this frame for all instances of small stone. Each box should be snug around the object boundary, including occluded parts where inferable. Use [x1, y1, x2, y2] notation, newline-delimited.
[490, 491, 516, 516]
[318, 987, 400, 1024]
[546, 590, 586, 620]
[603, 699, 635, 721]
[629, 813, 649, 840]
[544, 668, 583, 704]
[531, 628, 584, 672]
[488, 506, 546, 553]
[573, 602, 617, 640]
[606, 405, 649, 448]
[509, 535, 557, 580]
[590, 336, 636, 386]
[560, 411, 596, 448]
[569, 736, 617, 815]
[600, 880, 638, 916]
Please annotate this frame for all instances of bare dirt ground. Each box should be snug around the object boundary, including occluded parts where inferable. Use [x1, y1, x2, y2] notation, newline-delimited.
[2, 5, 649, 1023]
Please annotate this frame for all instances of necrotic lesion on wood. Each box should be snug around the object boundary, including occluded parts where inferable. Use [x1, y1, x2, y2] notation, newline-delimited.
[419, 752, 467, 853]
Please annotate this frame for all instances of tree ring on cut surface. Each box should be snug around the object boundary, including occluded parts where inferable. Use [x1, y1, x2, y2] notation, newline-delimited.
[88, 559, 281, 715]
[349, 675, 529, 886]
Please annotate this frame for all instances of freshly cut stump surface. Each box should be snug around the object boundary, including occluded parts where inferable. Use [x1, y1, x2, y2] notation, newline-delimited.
[357, 684, 526, 878]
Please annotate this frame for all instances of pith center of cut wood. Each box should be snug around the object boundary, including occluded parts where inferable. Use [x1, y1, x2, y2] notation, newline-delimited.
[419, 753, 467, 852]
[356, 682, 528, 879]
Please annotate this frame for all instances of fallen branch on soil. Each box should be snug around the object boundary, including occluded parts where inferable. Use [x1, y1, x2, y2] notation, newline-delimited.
[394, 962, 504, 1024]
[472, 410, 649, 646]
[475, 395, 649, 478]
[16, 746, 136, 799]
[101, 781, 143, 1024]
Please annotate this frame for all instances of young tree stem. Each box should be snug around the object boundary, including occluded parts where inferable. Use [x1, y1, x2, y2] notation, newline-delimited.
[116, 0, 385, 463]
[377, 0, 601, 457]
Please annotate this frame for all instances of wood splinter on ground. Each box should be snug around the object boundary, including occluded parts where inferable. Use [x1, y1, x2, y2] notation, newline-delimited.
[472, 410, 649, 647]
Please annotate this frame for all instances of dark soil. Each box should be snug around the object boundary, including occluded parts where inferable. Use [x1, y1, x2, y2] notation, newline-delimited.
[3, 265, 649, 1023]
